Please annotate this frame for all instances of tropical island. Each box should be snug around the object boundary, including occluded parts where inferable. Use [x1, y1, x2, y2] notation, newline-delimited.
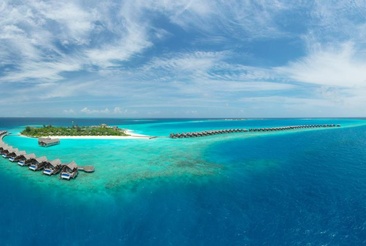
[21, 124, 130, 137]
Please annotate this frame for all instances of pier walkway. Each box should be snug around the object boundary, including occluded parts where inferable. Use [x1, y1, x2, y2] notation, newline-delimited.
[0, 131, 7, 138]
[78, 166, 95, 173]
[170, 124, 341, 139]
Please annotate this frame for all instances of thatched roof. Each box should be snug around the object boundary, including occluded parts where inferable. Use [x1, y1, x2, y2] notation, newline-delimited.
[0, 144, 8, 150]
[8, 148, 19, 154]
[3, 147, 14, 152]
[50, 159, 62, 167]
[24, 153, 36, 160]
[15, 150, 26, 157]
[36, 156, 48, 163]
[65, 161, 78, 170]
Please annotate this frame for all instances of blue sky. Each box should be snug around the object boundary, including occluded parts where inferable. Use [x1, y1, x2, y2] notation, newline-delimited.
[1, 1, 366, 117]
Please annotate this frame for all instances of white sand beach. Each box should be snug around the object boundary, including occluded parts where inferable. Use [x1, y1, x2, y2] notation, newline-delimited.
[20, 129, 153, 140]
[55, 135, 150, 140]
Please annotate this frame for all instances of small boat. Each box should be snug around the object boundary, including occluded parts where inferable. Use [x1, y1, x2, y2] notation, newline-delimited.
[60, 161, 78, 180]
[9, 150, 26, 162]
[43, 159, 62, 176]
[29, 156, 48, 171]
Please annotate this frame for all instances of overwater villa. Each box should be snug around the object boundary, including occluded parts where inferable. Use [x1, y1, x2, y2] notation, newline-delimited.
[4, 148, 19, 159]
[38, 137, 60, 147]
[170, 124, 341, 139]
[43, 159, 62, 176]
[29, 156, 48, 171]
[2, 147, 17, 158]
[1, 129, 94, 181]
[9, 150, 26, 162]
[18, 153, 36, 166]
[0, 143, 9, 153]
[0, 146, 9, 156]
[60, 161, 78, 180]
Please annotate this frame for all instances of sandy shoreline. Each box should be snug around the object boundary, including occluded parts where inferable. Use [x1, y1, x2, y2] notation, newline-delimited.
[20, 129, 153, 140]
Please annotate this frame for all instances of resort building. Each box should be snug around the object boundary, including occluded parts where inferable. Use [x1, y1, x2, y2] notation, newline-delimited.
[29, 156, 48, 171]
[9, 150, 26, 162]
[2, 147, 17, 158]
[43, 159, 62, 176]
[38, 137, 60, 147]
[18, 153, 36, 166]
[60, 161, 78, 180]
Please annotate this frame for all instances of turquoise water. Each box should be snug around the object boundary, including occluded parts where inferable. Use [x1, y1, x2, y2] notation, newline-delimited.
[1, 118, 366, 245]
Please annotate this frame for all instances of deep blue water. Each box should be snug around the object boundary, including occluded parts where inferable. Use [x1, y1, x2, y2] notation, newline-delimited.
[1, 118, 366, 245]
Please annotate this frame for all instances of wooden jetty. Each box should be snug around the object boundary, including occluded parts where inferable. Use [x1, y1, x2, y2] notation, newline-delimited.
[78, 165, 95, 173]
[0, 131, 7, 137]
[169, 124, 341, 139]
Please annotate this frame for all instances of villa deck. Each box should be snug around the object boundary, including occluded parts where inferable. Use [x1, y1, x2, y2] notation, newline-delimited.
[78, 166, 95, 173]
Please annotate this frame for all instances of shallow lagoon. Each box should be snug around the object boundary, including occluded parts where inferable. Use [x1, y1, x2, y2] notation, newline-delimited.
[1, 118, 366, 245]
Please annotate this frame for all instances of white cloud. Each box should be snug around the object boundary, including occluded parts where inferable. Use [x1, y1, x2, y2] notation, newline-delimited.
[0, 0, 153, 83]
[81, 107, 110, 114]
[2, 1, 366, 117]
[310, 1, 366, 42]
[145, 0, 289, 40]
[80, 106, 124, 115]
[85, 35, 151, 68]
[63, 109, 75, 114]
[145, 51, 225, 75]
[277, 42, 366, 87]
[113, 107, 122, 113]
[1, 58, 82, 83]
[30, 1, 95, 45]
[0, 0, 299, 86]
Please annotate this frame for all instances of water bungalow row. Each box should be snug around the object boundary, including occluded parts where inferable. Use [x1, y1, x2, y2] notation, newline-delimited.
[169, 124, 341, 139]
[170, 129, 249, 138]
[0, 132, 94, 180]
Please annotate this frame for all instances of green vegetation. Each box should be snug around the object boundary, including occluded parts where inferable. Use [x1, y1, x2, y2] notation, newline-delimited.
[21, 124, 129, 137]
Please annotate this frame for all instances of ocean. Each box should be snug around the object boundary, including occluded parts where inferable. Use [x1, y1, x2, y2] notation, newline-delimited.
[1, 118, 366, 245]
